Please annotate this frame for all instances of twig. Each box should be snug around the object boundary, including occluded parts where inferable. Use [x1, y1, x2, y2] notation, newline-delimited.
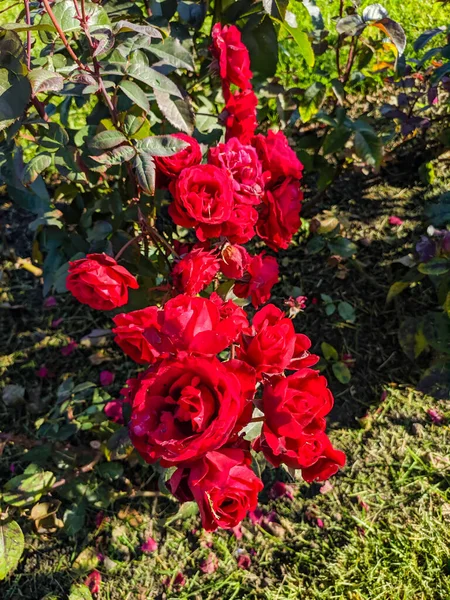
[41, 0, 87, 70]
[23, 0, 31, 70]
[115, 234, 143, 262]
[51, 453, 102, 490]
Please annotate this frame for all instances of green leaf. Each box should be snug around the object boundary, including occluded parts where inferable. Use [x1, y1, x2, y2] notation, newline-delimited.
[134, 153, 155, 195]
[39, 1, 110, 42]
[147, 38, 194, 71]
[135, 135, 188, 156]
[90, 145, 136, 169]
[0, 520, 24, 581]
[279, 21, 314, 67]
[88, 130, 128, 152]
[64, 504, 86, 536]
[398, 317, 428, 360]
[38, 123, 69, 152]
[332, 361, 351, 384]
[154, 90, 195, 134]
[262, 0, 288, 19]
[354, 126, 382, 169]
[165, 501, 199, 525]
[114, 20, 162, 39]
[362, 4, 388, 21]
[242, 15, 279, 79]
[0, 69, 31, 131]
[418, 258, 450, 276]
[336, 14, 365, 37]
[123, 106, 148, 137]
[327, 237, 357, 258]
[28, 69, 64, 94]
[321, 342, 339, 361]
[127, 63, 182, 98]
[97, 462, 124, 482]
[306, 235, 326, 254]
[118, 80, 150, 113]
[3, 470, 56, 507]
[323, 126, 352, 155]
[422, 312, 450, 354]
[371, 18, 406, 56]
[425, 192, 450, 226]
[414, 27, 446, 52]
[69, 584, 93, 600]
[22, 154, 53, 186]
[299, 82, 326, 123]
[387, 280, 411, 303]
[338, 301, 356, 323]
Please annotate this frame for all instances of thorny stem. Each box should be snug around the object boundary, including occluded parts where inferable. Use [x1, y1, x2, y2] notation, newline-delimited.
[51, 453, 102, 490]
[138, 208, 180, 259]
[341, 37, 358, 85]
[250, 416, 265, 423]
[23, 0, 31, 70]
[115, 234, 144, 262]
[41, 0, 86, 69]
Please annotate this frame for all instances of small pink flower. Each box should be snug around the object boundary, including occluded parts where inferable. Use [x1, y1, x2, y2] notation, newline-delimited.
[231, 524, 242, 539]
[141, 537, 158, 554]
[104, 400, 123, 423]
[264, 510, 278, 523]
[84, 570, 102, 595]
[248, 508, 264, 525]
[95, 511, 105, 528]
[237, 554, 251, 570]
[200, 553, 219, 574]
[320, 481, 333, 494]
[61, 340, 78, 356]
[164, 572, 186, 588]
[341, 353, 355, 368]
[389, 216, 404, 226]
[36, 365, 49, 379]
[380, 390, 388, 402]
[269, 481, 295, 501]
[316, 518, 324, 528]
[358, 496, 370, 511]
[44, 296, 57, 308]
[427, 408, 444, 424]
[100, 370, 115, 387]
[97, 553, 105, 562]
[51, 318, 63, 329]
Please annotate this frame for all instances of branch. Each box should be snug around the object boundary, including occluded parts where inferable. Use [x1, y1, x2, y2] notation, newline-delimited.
[41, 0, 87, 70]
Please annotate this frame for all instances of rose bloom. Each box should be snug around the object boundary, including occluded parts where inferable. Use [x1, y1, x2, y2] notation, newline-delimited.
[169, 164, 234, 241]
[129, 356, 256, 465]
[254, 369, 346, 481]
[210, 24, 253, 92]
[113, 294, 245, 364]
[257, 178, 303, 251]
[220, 244, 250, 279]
[222, 203, 258, 245]
[172, 247, 220, 295]
[208, 138, 264, 206]
[66, 253, 138, 311]
[210, 292, 248, 342]
[237, 304, 319, 377]
[221, 90, 258, 144]
[154, 133, 202, 180]
[168, 448, 263, 531]
[234, 253, 279, 308]
[252, 131, 303, 185]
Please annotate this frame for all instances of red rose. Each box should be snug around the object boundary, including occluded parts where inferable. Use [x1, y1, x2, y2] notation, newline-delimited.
[222, 203, 258, 245]
[112, 306, 160, 364]
[254, 369, 346, 480]
[234, 253, 279, 308]
[237, 304, 319, 377]
[221, 90, 258, 144]
[252, 131, 303, 185]
[172, 247, 220, 295]
[113, 295, 245, 363]
[154, 133, 202, 180]
[219, 244, 250, 279]
[210, 292, 249, 342]
[66, 253, 138, 311]
[168, 448, 263, 531]
[208, 138, 264, 206]
[169, 165, 234, 241]
[257, 178, 303, 251]
[129, 356, 256, 465]
[211, 24, 253, 92]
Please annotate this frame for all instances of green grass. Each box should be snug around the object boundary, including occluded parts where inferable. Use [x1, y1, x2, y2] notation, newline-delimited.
[2, 385, 448, 600]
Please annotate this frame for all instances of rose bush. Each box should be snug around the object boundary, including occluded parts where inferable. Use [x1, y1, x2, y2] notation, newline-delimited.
[61, 25, 345, 531]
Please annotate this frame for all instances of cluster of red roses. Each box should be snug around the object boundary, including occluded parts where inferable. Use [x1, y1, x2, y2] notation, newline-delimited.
[65, 24, 345, 532]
